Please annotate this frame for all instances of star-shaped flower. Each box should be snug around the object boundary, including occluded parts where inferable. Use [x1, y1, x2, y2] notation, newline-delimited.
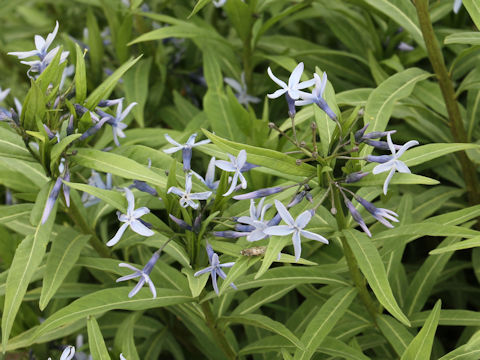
[9, 21, 60, 60]
[82, 170, 112, 207]
[356, 197, 399, 228]
[116, 251, 160, 298]
[264, 200, 329, 262]
[215, 150, 248, 196]
[267, 62, 315, 100]
[167, 173, 212, 209]
[194, 243, 236, 294]
[106, 188, 154, 247]
[236, 198, 272, 242]
[191, 157, 219, 190]
[371, 133, 419, 195]
[224, 73, 261, 106]
[295, 72, 337, 121]
[163, 133, 211, 171]
[97, 99, 137, 147]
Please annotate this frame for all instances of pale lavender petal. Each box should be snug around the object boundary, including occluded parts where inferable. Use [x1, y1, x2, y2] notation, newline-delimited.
[185, 173, 193, 193]
[274, 200, 294, 226]
[186, 133, 197, 146]
[59, 345, 75, 360]
[185, 199, 199, 209]
[292, 231, 302, 262]
[132, 207, 150, 218]
[194, 266, 214, 277]
[118, 102, 137, 122]
[237, 150, 247, 168]
[224, 78, 243, 93]
[218, 262, 235, 268]
[383, 167, 396, 195]
[106, 222, 129, 246]
[119, 263, 141, 272]
[215, 160, 236, 172]
[211, 268, 219, 294]
[192, 138, 211, 147]
[223, 172, 239, 196]
[167, 186, 185, 197]
[372, 162, 393, 175]
[395, 160, 411, 173]
[247, 229, 268, 242]
[35, 35, 46, 53]
[164, 133, 182, 147]
[264, 225, 294, 236]
[267, 67, 287, 89]
[124, 187, 135, 215]
[116, 273, 141, 282]
[288, 62, 304, 89]
[163, 146, 183, 154]
[146, 276, 157, 298]
[45, 21, 59, 51]
[238, 172, 247, 189]
[300, 230, 329, 244]
[8, 49, 39, 59]
[128, 278, 145, 298]
[189, 191, 212, 200]
[267, 88, 287, 99]
[294, 99, 314, 106]
[396, 140, 419, 158]
[387, 132, 396, 155]
[130, 219, 155, 236]
[319, 72, 327, 97]
[295, 211, 312, 229]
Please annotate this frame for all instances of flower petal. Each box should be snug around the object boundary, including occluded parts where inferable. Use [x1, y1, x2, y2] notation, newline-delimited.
[288, 62, 304, 89]
[383, 167, 396, 195]
[395, 160, 411, 173]
[300, 230, 329, 244]
[396, 140, 419, 158]
[194, 266, 214, 277]
[267, 88, 287, 99]
[167, 186, 184, 197]
[164, 133, 182, 147]
[132, 207, 150, 218]
[128, 278, 145, 298]
[106, 222, 129, 247]
[124, 187, 135, 215]
[295, 211, 312, 229]
[292, 230, 302, 262]
[372, 162, 393, 175]
[130, 219, 155, 237]
[264, 225, 294, 236]
[215, 160, 236, 172]
[189, 191, 212, 200]
[274, 199, 295, 226]
[267, 67, 287, 89]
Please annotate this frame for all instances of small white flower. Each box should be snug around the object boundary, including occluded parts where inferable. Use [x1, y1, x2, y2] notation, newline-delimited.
[48, 345, 75, 360]
[163, 133, 211, 154]
[106, 188, 154, 247]
[267, 62, 315, 100]
[372, 133, 419, 195]
[237, 198, 272, 242]
[264, 200, 329, 262]
[9, 21, 60, 60]
[116, 251, 160, 298]
[215, 150, 248, 196]
[167, 173, 212, 209]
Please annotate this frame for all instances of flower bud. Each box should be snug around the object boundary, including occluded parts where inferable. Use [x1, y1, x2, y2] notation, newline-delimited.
[344, 171, 370, 184]
[169, 214, 192, 231]
[366, 155, 392, 164]
[233, 186, 286, 200]
[133, 180, 158, 196]
[213, 231, 249, 238]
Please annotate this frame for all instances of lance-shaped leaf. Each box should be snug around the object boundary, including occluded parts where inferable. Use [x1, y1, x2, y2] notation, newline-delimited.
[65, 181, 127, 212]
[219, 314, 304, 350]
[0, 126, 34, 161]
[294, 287, 358, 360]
[343, 229, 410, 326]
[33, 288, 192, 338]
[401, 300, 441, 360]
[73, 148, 166, 188]
[74, 43, 87, 104]
[377, 315, 414, 357]
[2, 199, 57, 349]
[87, 316, 111, 360]
[463, 0, 480, 30]
[39, 229, 90, 310]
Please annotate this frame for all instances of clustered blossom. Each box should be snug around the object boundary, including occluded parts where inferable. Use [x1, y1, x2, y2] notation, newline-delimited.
[107, 188, 154, 247]
[194, 243, 236, 294]
[215, 150, 248, 196]
[8, 21, 69, 78]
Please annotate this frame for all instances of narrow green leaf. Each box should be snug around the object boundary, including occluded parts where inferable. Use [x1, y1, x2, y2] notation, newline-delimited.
[377, 315, 414, 357]
[64, 181, 127, 212]
[50, 134, 82, 172]
[0, 204, 34, 225]
[73, 148, 166, 188]
[123, 57, 151, 127]
[39, 230, 90, 310]
[33, 288, 192, 338]
[0, 126, 33, 161]
[429, 236, 480, 255]
[319, 336, 370, 360]
[463, 0, 480, 30]
[401, 300, 441, 360]
[87, 316, 111, 360]
[294, 287, 357, 360]
[445, 32, 480, 45]
[114, 312, 140, 360]
[343, 229, 410, 326]
[85, 55, 142, 109]
[401, 143, 480, 167]
[75, 43, 87, 104]
[219, 256, 260, 294]
[220, 314, 304, 350]
[188, 0, 211, 18]
[2, 205, 56, 348]
[233, 285, 296, 316]
[255, 236, 290, 279]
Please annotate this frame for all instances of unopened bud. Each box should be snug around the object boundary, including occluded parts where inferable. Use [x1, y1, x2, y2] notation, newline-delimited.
[345, 171, 370, 183]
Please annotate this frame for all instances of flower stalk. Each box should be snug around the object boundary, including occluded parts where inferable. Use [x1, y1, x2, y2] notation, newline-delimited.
[414, 0, 480, 208]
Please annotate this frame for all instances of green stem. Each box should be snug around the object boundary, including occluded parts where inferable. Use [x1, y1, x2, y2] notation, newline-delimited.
[332, 185, 378, 325]
[200, 301, 236, 360]
[415, 0, 480, 207]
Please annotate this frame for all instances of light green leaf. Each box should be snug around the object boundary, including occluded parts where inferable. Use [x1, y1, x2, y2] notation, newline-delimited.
[2, 203, 56, 349]
[319, 337, 370, 360]
[445, 32, 480, 45]
[463, 0, 480, 30]
[377, 315, 414, 357]
[203, 130, 316, 177]
[219, 314, 304, 350]
[343, 229, 410, 326]
[85, 56, 142, 109]
[74, 43, 87, 104]
[0, 204, 34, 225]
[64, 181, 127, 212]
[429, 236, 480, 255]
[232, 285, 296, 315]
[255, 236, 290, 279]
[219, 256, 260, 294]
[123, 57, 151, 127]
[349, 173, 438, 187]
[360, 0, 424, 48]
[33, 288, 192, 338]
[188, 0, 211, 18]
[411, 310, 480, 327]
[401, 300, 441, 360]
[294, 287, 357, 360]
[73, 148, 166, 188]
[39, 229, 90, 310]
[182, 267, 209, 298]
[87, 316, 111, 360]
[0, 126, 33, 162]
[401, 143, 480, 167]
[50, 134, 82, 172]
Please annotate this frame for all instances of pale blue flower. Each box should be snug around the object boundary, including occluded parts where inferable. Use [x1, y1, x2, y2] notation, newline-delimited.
[236, 198, 272, 242]
[371, 133, 419, 195]
[116, 251, 160, 298]
[163, 133, 211, 171]
[267, 62, 315, 100]
[224, 73, 261, 106]
[356, 197, 399, 228]
[41, 177, 63, 224]
[194, 243, 236, 294]
[96, 99, 137, 146]
[81, 170, 112, 207]
[215, 150, 248, 196]
[107, 188, 154, 247]
[167, 173, 212, 209]
[295, 72, 337, 121]
[192, 157, 219, 190]
[344, 198, 371, 237]
[264, 200, 329, 262]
